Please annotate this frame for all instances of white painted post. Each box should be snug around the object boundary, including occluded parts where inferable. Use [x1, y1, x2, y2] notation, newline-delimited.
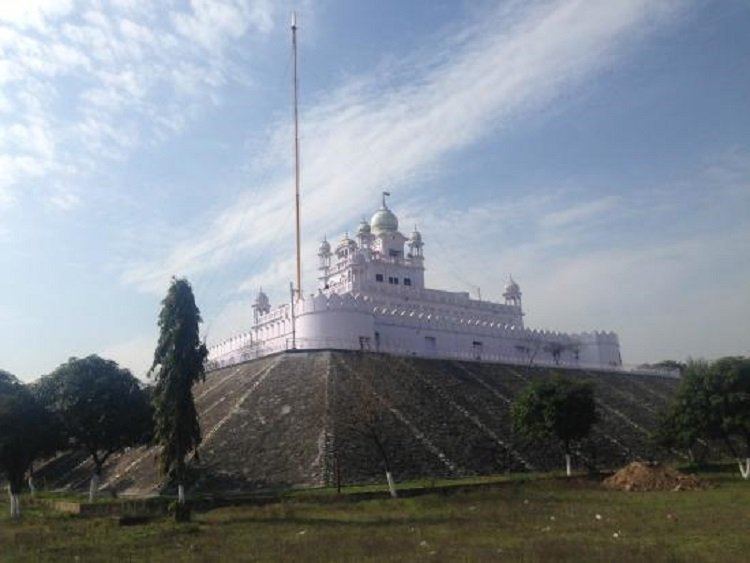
[565, 454, 572, 477]
[89, 473, 100, 503]
[385, 471, 398, 498]
[178, 484, 186, 504]
[739, 458, 750, 480]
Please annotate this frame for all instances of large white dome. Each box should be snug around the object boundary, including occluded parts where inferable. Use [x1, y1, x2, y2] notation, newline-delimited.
[371, 206, 398, 235]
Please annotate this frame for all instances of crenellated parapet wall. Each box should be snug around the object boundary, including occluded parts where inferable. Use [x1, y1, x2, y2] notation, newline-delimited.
[207, 291, 624, 373]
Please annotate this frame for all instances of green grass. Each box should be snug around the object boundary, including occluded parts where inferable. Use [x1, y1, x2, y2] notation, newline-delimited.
[1, 473, 749, 562]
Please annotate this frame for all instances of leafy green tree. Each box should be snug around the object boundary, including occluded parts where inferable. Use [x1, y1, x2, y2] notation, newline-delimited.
[0, 371, 59, 518]
[662, 357, 750, 478]
[654, 360, 687, 375]
[150, 278, 207, 505]
[710, 357, 750, 478]
[512, 377, 598, 476]
[37, 356, 153, 501]
[655, 359, 710, 462]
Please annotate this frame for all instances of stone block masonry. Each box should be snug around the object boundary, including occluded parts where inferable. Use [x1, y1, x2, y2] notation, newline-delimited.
[34, 351, 678, 495]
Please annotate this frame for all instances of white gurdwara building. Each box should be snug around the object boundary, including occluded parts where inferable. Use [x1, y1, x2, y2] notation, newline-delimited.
[207, 193, 622, 370]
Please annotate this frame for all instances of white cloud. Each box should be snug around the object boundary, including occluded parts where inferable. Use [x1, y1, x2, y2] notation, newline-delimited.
[48, 190, 81, 211]
[540, 196, 620, 229]
[0, 0, 73, 31]
[0, 0, 285, 211]
[124, 0, 683, 295]
[172, 0, 274, 52]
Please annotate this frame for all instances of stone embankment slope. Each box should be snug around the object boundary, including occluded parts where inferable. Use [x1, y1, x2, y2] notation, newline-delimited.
[35, 351, 678, 495]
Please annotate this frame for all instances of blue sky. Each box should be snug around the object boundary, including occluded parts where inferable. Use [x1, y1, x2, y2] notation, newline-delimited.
[1, 0, 748, 381]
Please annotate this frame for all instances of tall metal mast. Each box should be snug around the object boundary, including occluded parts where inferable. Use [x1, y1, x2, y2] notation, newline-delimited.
[291, 11, 302, 299]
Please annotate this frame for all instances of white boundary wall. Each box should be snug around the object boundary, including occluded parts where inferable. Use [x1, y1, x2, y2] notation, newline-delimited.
[206, 293, 669, 377]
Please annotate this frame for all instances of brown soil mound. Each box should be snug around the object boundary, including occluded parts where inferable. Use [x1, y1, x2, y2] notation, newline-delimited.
[603, 462, 705, 492]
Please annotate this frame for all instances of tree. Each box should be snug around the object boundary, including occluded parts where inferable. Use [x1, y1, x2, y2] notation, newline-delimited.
[150, 278, 207, 505]
[0, 371, 58, 518]
[343, 357, 400, 497]
[660, 357, 750, 478]
[512, 377, 598, 476]
[655, 360, 709, 462]
[37, 356, 153, 501]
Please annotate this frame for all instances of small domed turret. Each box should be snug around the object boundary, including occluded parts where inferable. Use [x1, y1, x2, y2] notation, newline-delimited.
[504, 278, 520, 295]
[337, 231, 355, 248]
[318, 236, 331, 255]
[407, 225, 424, 259]
[357, 219, 371, 235]
[336, 232, 357, 258]
[252, 288, 271, 321]
[503, 276, 522, 307]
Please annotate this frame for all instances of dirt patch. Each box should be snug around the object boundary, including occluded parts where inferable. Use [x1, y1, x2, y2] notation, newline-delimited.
[603, 462, 706, 492]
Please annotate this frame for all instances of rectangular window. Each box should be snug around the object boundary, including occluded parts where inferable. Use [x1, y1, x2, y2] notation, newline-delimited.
[375, 274, 383, 282]
[404, 278, 412, 286]
[389, 249, 400, 257]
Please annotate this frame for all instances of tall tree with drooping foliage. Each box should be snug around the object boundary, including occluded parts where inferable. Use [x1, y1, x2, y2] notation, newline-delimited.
[0, 370, 59, 518]
[150, 277, 207, 504]
[512, 376, 598, 476]
[36, 356, 153, 501]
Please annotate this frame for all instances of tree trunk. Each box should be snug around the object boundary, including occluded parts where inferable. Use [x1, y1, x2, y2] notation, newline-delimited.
[7, 485, 14, 519]
[739, 458, 750, 480]
[178, 484, 186, 504]
[28, 462, 37, 497]
[565, 453, 572, 477]
[385, 471, 397, 498]
[89, 472, 100, 503]
[8, 485, 20, 519]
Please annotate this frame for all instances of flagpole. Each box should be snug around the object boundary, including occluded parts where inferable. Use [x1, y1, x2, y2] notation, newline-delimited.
[292, 11, 302, 299]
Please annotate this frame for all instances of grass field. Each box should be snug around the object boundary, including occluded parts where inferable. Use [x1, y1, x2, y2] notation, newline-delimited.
[1, 472, 749, 562]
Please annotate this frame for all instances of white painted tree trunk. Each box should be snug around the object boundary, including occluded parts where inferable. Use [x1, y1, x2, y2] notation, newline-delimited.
[89, 473, 100, 503]
[8, 486, 20, 519]
[565, 454, 572, 477]
[28, 476, 36, 497]
[385, 471, 397, 498]
[739, 458, 750, 480]
[178, 484, 186, 504]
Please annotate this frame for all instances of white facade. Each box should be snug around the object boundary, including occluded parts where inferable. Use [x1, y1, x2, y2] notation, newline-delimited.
[208, 194, 624, 371]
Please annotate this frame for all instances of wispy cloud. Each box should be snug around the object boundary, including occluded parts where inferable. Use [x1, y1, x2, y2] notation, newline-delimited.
[0, 0, 284, 211]
[540, 196, 620, 229]
[123, 0, 684, 295]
